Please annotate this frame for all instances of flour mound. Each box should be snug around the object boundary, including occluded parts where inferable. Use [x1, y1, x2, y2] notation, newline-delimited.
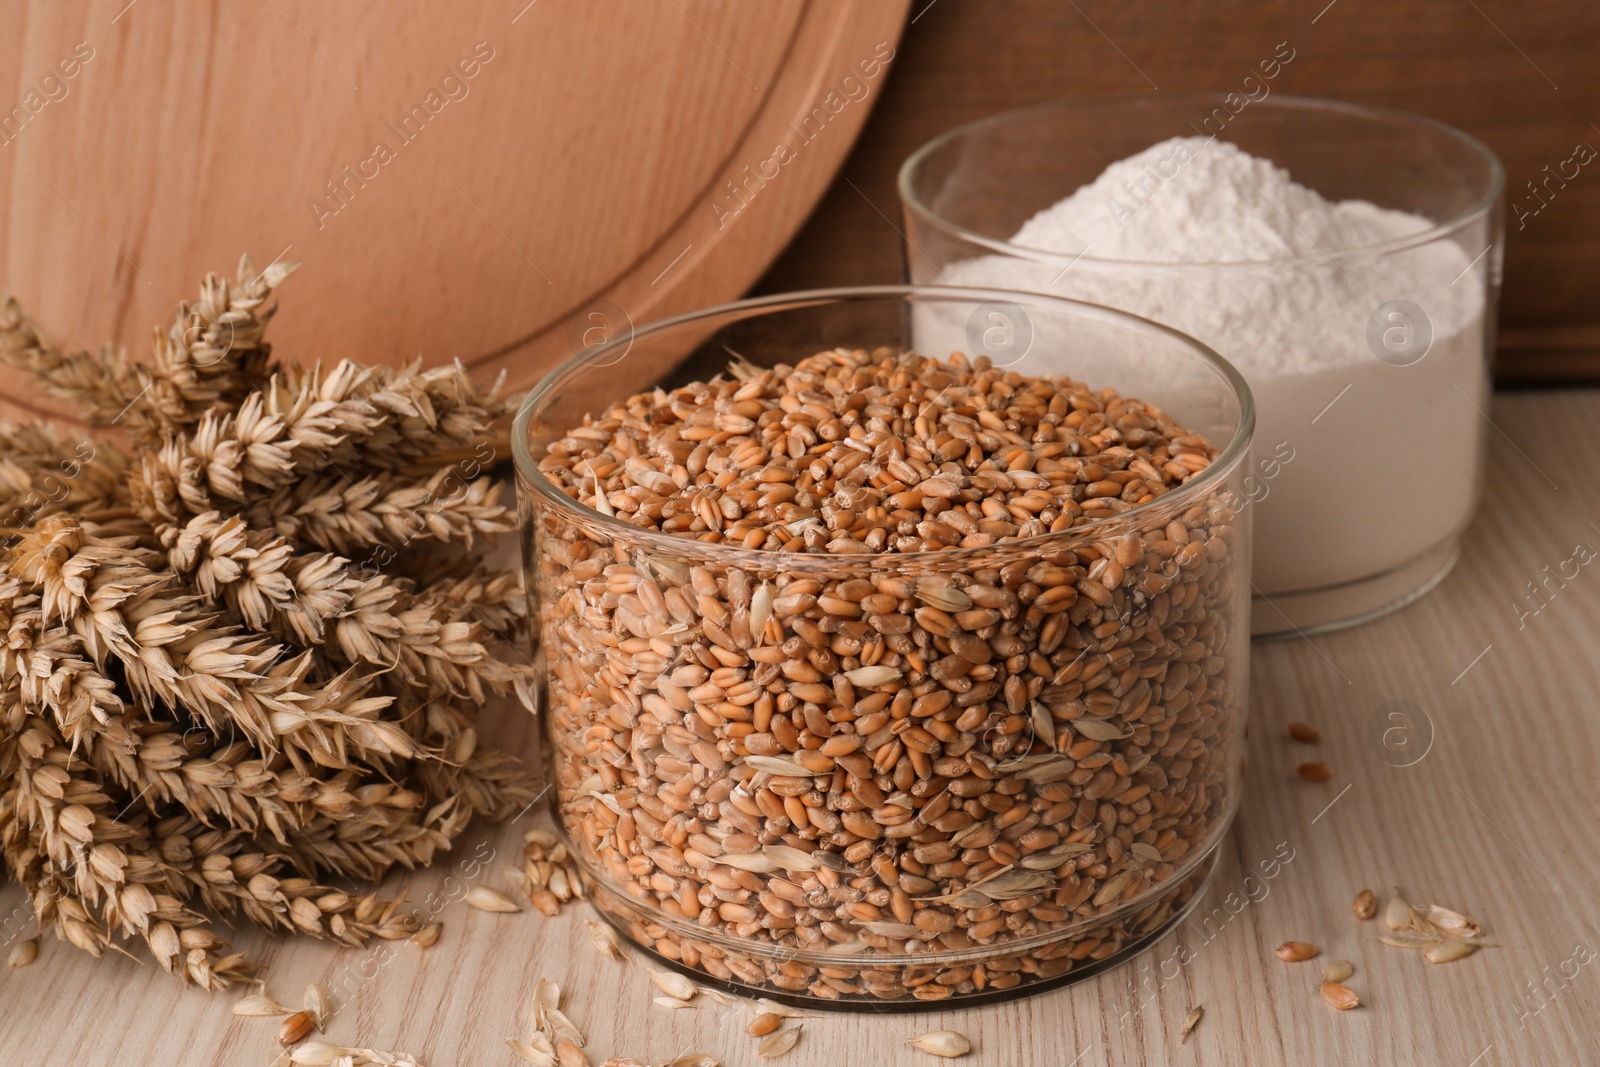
[1012, 137, 1431, 264]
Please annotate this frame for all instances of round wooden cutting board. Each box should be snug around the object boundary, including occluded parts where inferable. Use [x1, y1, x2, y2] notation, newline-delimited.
[0, 0, 909, 424]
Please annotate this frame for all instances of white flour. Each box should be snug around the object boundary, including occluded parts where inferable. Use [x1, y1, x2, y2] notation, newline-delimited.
[925, 137, 1489, 617]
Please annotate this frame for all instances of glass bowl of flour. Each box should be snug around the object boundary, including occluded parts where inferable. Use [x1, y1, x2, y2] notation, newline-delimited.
[900, 94, 1504, 636]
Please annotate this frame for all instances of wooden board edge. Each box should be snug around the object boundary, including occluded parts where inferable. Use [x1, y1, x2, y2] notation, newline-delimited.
[469, 0, 912, 393]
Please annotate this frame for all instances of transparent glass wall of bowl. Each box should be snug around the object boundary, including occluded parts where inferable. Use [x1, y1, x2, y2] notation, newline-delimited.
[513, 288, 1254, 1008]
[899, 95, 1505, 637]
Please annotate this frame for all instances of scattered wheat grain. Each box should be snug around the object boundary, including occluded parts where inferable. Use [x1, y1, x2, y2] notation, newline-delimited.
[1377, 932, 1435, 950]
[544, 1007, 585, 1048]
[466, 887, 522, 913]
[1320, 982, 1360, 1010]
[1383, 888, 1413, 931]
[585, 919, 625, 961]
[1423, 904, 1481, 938]
[289, 1042, 342, 1065]
[757, 1026, 801, 1058]
[1424, 940, 1478, 963]
[303, 984, 329, 1032]
[907, 1030, 973, 1058]
[279, 1010, 314, 1045]
[509, 1036, 557, 1067]
[1276, 941, 1318, 962]
[533, 977, 562, 1024]
[7, 938, 37, 968]
[233, 993, 292, 1017]
[649, 969, 696, 1002]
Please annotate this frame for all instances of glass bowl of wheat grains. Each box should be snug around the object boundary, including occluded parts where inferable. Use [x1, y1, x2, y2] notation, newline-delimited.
[512, 285, 1254, 1008]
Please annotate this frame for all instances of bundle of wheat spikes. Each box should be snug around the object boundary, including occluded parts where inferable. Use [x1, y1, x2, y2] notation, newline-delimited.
[0, 256, 537, 988]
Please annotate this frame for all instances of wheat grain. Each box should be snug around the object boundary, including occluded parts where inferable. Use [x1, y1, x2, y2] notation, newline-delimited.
[233, 994, 292, 1016]
[532, 978, 562, 1027]
[543, 1007, 585, 1048]
[304, 984, 330, 1031]
[8, 938, 38, 967]
[289, 1043, 428, 1067]
[908, 1031, 972, 1057]
[584, 919, 625, 961]
[1424, 940, 1478, 963]
[649, 969, 696, 1002]
[1322, 959, 1354, 983]
[508, 1036, 557, 1067]
[1423, 903, 1481, 938]
[279, 1010, 314, 1045]
[1383, 888, 1413, 931]
[556, 1040, 590, 1067]
[1296, 762, 1334, 782]
[1320, 982, 1360, 1010]
[466, 887, 522, 913]
[1286, 721, 1321, 743]
[1179, 1007, 1203, 1044]
[757, 1026, 801, 1058]
[290, 1042, 344, 1066]
[1276, 941, 1318, 962]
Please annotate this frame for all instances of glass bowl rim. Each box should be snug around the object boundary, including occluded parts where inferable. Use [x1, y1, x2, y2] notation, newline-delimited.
[897, 92, 1507, 271]
[511, 284, 1255, 569]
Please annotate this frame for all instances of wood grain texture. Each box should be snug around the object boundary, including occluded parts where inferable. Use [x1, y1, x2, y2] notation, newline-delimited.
[0, 0, 909, 423]
[756, 0, 1600, 383]
[1, 388, 1597, 1064]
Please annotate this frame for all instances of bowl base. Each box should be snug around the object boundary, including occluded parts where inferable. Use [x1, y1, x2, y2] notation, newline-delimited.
[585, 852, 1222, 1013]
[1251, 536, 1459, 639]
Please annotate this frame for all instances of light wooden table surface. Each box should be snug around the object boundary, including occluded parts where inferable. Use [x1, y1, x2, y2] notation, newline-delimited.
[2, 389, 1596, 1066]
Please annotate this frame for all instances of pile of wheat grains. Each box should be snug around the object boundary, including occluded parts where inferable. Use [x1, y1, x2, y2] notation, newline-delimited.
[531, 346, 1243, 1002]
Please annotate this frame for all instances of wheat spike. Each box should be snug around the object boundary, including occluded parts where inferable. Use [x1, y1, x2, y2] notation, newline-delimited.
[0, 259, 534, 986]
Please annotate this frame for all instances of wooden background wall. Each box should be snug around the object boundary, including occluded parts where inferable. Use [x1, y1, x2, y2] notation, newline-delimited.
[2, 1, 1595, 394]
[756, 0, 1600, 383]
